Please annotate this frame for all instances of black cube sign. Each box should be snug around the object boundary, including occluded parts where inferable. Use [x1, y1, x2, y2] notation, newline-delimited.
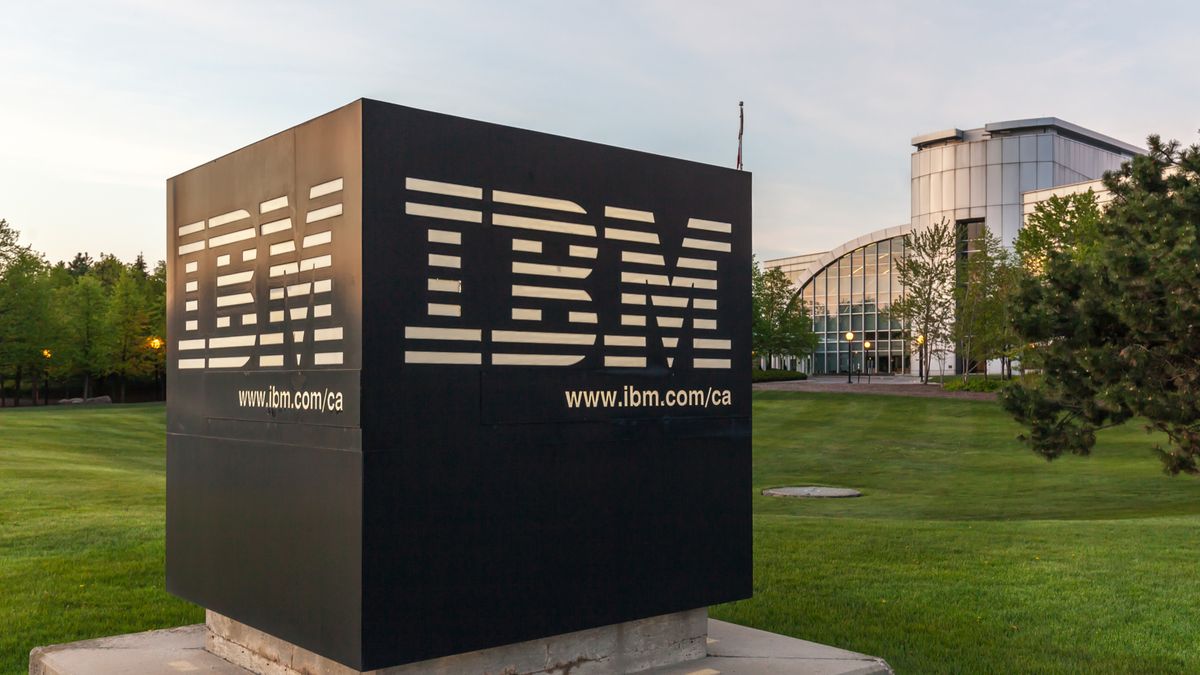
[166, 99, 751, 670]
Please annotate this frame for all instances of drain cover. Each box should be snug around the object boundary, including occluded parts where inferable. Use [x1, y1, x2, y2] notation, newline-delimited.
[762, 486, 862, 498]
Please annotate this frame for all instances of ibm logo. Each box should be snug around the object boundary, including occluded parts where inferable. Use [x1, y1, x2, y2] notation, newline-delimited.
[174, 175, 735, 374]
[403, 177, 733, 370]
[174, 178, 345, 371]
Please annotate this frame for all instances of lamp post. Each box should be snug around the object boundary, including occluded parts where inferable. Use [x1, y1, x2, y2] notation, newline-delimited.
[863, 340, 872, 384]
[41, 349, 51, 406]
[915, 333, 926, 381]
[844, 331, 855, 384]
[148, 336, 164, 401]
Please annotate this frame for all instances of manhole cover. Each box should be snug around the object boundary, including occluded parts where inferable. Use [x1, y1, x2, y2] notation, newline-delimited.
[762, 486, 862, 498]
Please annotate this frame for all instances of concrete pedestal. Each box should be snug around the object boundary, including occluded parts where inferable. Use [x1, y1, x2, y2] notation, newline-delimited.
[30, 617, 892, 675]
[206, 609, 708, 675]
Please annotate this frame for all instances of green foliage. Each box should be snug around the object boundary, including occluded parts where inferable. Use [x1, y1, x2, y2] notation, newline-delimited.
[1002, 135, 1200, 473]
[953, 227, 1021, 380]
[887, 218, 956, 383]
[0, 219, 20, 269]
[752, 261, 818, 362]
[58, 276, 110, 399]
[751, 368, 808, 382]
[104, 270, 154, 402]
[0, 221, 165, 403]
[66, 252, 93, 278]
[941, 377, 1006, 392]
[0, 249, 53, 403]
[1014, 190, 1102, 274]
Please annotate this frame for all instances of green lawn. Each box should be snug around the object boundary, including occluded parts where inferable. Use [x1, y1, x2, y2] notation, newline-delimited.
[3, 397, 1199, 673]
[711, 391, 1200, 673]
[0, 404, 201, 674]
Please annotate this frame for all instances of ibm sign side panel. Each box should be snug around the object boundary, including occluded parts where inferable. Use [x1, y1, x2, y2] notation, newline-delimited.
[166, 102, 366, 667]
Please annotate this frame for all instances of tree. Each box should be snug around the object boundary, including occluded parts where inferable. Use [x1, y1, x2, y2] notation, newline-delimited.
[66, 252, 93, 278]
[752, 262, 818, 368]
[104, 269, 153, 402]
[58, 276, 110, 399]
[91, 253, 125, 288]
[0, 249, 53, 405]
[987, 247, 1023, 379]
[1001, 135, 1200, 474]
[887, 219, 957, 383]
[953, 226, 1001, 381]
[0, 219, 20, 270]
[1014, 190, 1103, 275]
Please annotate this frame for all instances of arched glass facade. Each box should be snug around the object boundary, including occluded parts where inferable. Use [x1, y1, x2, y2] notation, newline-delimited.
[800, 236, 911, 375]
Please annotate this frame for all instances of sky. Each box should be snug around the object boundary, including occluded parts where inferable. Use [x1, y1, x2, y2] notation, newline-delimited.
[1, 0, 1197, 266]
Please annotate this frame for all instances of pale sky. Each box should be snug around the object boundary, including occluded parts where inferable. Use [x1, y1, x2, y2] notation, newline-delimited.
[2, 1, 1197, 266]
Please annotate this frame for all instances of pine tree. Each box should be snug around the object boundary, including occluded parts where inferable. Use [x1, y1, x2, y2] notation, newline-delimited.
[1002, 135, 1200, 473]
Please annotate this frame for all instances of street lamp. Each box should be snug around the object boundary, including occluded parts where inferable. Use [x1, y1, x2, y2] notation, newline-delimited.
[863, 340, 872, 384]
[844, 331, 855, 384]
[915, 334, 926, 380]
[41, 349, 51, 406]
[147, 336, 164, 401]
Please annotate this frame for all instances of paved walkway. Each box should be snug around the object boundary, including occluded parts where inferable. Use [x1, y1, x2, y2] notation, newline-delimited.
[755, 376, 998, 401]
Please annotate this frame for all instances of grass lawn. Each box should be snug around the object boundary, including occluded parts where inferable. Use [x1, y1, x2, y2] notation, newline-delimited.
[0, 404, 200, 674]
[3, 396, 1200, 673]
[711, 391, 1200, 673]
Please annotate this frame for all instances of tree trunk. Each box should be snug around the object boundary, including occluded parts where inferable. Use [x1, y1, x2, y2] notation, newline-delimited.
[119, 375, 126, 404]
[13, 367, 21, 407]
[83, 374, 91, 400]
[962, 339, 972, 384]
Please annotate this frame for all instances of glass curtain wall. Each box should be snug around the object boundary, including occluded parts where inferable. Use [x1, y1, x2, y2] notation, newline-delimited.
[802, 236, 910, 375]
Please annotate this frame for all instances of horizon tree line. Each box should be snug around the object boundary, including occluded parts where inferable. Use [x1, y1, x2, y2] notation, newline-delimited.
[0, 219, 165, 406]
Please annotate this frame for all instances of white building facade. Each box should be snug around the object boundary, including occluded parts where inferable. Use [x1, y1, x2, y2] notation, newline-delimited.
[767, 118, 1141, 376]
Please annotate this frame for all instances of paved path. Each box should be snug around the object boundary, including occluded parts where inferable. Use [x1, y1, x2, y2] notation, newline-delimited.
[754, 376, 998, 401]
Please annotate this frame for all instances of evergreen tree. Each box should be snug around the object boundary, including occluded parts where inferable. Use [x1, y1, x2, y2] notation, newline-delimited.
[66, 252, 93, 278]
[0, 219, 20, 270]
[1002, 135, 1200, 473]
[91, 253, 125, 288]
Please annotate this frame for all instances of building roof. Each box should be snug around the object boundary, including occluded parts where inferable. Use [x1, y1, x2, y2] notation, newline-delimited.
[912, 117, 1144, 156]
[772, 223, 914, 291]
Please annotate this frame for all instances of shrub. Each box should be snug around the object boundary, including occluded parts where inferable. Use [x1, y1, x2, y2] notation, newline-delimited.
[942, 377, 1007, 393]
[753, 369, 808, 383]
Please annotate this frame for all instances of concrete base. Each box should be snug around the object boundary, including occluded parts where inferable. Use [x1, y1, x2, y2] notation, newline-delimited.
[30, 619, 892, 675]
[207, 609, 707, 674]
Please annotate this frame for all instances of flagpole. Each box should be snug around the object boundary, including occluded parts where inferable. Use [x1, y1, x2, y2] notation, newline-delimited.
[736, 101, 744, 170]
